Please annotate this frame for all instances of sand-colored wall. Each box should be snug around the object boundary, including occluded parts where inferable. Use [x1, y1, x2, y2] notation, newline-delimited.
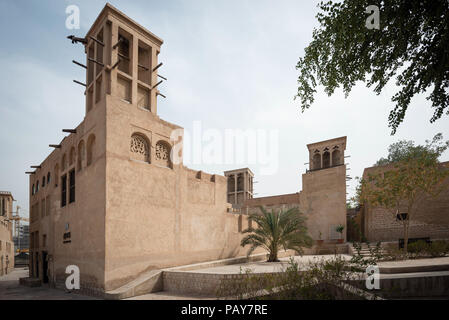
[299, 165, 347, 241]
[28, 99, 107, 290]
[103, 95, 257, 290]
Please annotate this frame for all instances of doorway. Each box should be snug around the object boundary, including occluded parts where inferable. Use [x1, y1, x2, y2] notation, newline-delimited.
[42, 251, 48, 283]
[35, 252, 39, 279]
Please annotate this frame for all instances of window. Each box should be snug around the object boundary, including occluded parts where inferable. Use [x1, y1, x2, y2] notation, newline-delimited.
[130, 134, 150, 162]
[396, 213, 408, 221]
[313, 152, 321, 170]
[69, 147, 76, 166]
[117, 32, 131, 74]
[1, 198, 5, 216]
[88, 46, 94, 85]
[31, 184, 35, 195]
[42, 176, 46, 187]
[61, 174, 67, 207]
[43, 234, 47, 247]
[54, 164, 59, 187]
[62, 154, 67, 172]
[138, 42, 150, 84]
[137, 85, 150, 110]
[96, 28, 104, 76]
[69, 169, 75, 204]
[155, 141, 172, 168]
[77, 140, 85, 171]
[323, 151, 330, 168]
[87, 134, 96, 166]
[36, 180, 39, 193]
[47, 172, 51, 185]
[332, 148, 341, 166]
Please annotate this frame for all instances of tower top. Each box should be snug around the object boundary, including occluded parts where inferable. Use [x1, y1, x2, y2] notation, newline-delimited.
[82, 3, 165, 115]
[86, 3, 163, 47]
[307, 136, 347, 171]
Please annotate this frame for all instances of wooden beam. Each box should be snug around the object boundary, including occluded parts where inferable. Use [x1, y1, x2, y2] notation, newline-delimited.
[152, 62, 163, 72]
[62, 129, 77, 134]
[49, 144, 61, 149]
[152, 80, 163, 89]
[30, 166, 41, 169]
[89, 36, 104, 47]
[88, 57, 104, 67]
[72, 60, 87, 69]
[73, 80, 86, 87]
[25, 172, 35, 175]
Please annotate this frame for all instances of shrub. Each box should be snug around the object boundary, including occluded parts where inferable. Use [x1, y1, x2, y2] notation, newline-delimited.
[217, 256, 369, 300]
[407, 240, 429, 258]
[383, 243, 407, 261]
[428, 240, 449, 257]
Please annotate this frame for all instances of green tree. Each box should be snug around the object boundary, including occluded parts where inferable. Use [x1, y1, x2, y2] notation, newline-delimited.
[241, 206, 313, 262]
[359, 134, 449, 252]
[296, 0, 449, 134]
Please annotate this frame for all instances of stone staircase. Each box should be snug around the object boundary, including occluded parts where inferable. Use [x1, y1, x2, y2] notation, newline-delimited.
[349, 242, 386, 258]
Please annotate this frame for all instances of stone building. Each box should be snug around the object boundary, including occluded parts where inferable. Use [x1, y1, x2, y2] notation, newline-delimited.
[244, 136, 348, 243]
[0, 191, 15, 276]
[27, 4, 258, 293]
[27, 4, 348, 294]
[360, 162, 449, 243]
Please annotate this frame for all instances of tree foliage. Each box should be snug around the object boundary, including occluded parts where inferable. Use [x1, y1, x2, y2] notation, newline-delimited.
[241, 206, 313, 262]
[296, 0, 449, 134]
[375, 132, 449, 166]
[359, 134, 449, 251]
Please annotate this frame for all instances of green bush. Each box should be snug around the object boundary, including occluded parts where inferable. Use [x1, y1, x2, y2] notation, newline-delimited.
[428, 240, 449, 257]
[407, 240, 429, 258]
[383, 244, 407, 261]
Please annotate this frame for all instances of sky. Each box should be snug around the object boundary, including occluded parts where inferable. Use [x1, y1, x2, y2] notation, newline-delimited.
[0, 0, 448, 219]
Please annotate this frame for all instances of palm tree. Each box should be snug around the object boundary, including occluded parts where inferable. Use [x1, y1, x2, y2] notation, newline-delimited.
[241, 206, 313, 262]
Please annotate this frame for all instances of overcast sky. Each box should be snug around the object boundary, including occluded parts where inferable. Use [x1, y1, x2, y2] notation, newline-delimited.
[1, 0, 448, 218]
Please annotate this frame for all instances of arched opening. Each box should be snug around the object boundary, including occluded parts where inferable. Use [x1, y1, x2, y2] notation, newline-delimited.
[47, 172, 51, 185]
[77, 140, 85, 171]
[130, 133, 150, 162]
[69, 147, 76, 167]
[323, 151, 330, 168]
[332, 149, 341, 166]
[61, 154, 67, 172]
[87, 134, 96, 166]
[313, 153, 321, 170]
[155, 140, 172, 168]
[54, 164, 59, 188]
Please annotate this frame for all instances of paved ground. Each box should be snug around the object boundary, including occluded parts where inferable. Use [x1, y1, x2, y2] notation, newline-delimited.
[0, 268, 97, 300]
[2, 255, 449, 300]
[183, 254, 353, 274]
